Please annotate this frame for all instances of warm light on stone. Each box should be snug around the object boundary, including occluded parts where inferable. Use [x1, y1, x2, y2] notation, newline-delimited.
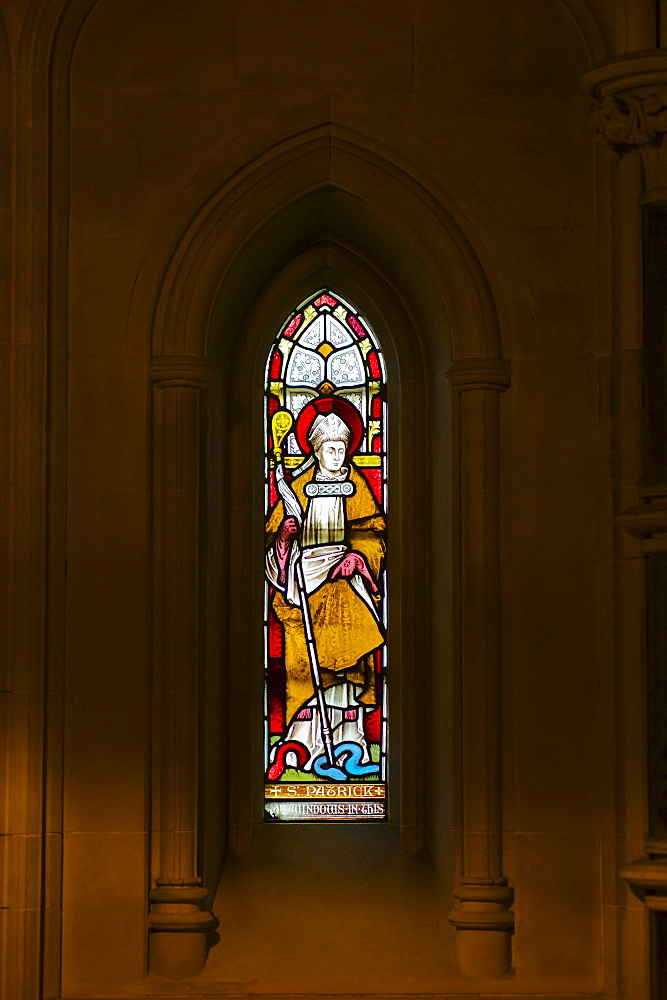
[1, 1, 661, 997]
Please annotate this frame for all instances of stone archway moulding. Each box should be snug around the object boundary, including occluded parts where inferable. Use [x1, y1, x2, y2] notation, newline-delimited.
[11, 0, 523, 985]
[1, 0, 613, 992]
[137, 119, 515, 981]
[129, 108, 515, 363]
[558, 0, 608, 62]
[8, 1, 101, 996]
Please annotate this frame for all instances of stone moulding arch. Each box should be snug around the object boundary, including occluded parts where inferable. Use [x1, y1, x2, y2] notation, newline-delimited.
[4, 0, 593, 989]
[7, 1, 101, 996]
[10, 0, 527, 980]
[558, 0, 608, 63]
[129, 116, 509, 365]
[140, 115, 517, 981]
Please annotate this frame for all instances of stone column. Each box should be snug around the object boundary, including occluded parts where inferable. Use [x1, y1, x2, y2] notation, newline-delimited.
[624, 0, 657, 51]
[148, 356, 214, 980]
[584, 50, 667, 945]
[446, 358, 513, 979]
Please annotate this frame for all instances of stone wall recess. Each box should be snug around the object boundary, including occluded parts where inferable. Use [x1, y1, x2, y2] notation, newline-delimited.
[129, 99, 524, 979]
[0, 0, 647, 994]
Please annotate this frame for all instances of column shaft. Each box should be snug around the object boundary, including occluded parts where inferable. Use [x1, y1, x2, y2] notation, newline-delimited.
[585, 53, 667, 985]
[446, 358, 513, 979]
[148, 358, 214, 980]
[459, 386, 502, 881]
[626, 1, 657, 51]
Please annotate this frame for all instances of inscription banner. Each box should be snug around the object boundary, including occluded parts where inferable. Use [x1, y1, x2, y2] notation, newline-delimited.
[264, 782, 386, 820]
[265, 782, 385, 800]
[265, 799, 386, 821]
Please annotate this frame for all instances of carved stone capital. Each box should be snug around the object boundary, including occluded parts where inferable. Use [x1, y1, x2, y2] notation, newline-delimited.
[150, 355, 214, 389]
[582, 53, 667, 158]
[446, 357, 511, 392]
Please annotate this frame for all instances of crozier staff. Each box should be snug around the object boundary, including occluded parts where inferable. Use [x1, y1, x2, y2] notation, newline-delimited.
[265, 401, 385, 776]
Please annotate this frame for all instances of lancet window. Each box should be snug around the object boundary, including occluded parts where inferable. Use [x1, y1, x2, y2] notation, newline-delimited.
[264, 290, 388, 821]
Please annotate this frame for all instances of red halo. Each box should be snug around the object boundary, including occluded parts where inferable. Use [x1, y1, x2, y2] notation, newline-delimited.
[295, 396, 364, 457]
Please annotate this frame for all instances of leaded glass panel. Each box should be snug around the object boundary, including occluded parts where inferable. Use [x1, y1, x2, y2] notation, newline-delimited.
[264, 290, 387, 821]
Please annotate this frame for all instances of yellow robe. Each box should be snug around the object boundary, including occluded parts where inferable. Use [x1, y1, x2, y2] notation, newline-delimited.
[266, 464, 386, 726]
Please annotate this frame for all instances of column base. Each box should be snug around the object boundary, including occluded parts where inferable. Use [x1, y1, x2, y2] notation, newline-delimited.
[449, 883, 514, 978]
[620, 851, 667, 910]
[148, 883, 215, 980]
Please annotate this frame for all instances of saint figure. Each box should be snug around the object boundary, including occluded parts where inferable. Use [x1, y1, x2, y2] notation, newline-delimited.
[265, 402, 386, 778]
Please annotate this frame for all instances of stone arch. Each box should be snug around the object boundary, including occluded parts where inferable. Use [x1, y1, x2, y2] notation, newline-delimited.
[141, 111, 516, 981]
[6, 2, 102, 995]
[210, 229, 433, 826]
[10, 0, 526, 974]
[558, 0, 608, 62]
[0, 0, 633, 992]
[197, 236, 453, 989]
[128, 106, 516, 366]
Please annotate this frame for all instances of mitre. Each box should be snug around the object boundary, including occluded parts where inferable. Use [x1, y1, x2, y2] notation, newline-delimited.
[308, 412, 352, 452]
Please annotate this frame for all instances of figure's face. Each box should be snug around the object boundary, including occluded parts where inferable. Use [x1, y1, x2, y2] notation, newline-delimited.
[316, 439, 346, 474]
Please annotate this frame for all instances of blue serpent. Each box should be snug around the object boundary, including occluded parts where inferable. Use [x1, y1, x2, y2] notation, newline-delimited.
[313, 741, 379, 781]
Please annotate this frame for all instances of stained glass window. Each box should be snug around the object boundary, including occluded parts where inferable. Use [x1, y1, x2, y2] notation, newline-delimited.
[264, 290, 387, 821]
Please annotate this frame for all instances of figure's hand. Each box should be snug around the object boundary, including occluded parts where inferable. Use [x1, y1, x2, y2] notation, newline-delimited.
[329, 551, 379, 594]
[278, 516, 299, 542]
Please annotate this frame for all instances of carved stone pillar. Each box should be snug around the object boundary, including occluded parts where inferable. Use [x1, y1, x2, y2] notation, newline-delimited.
[624, 0, 658, 52]
[148, 356, 214, 980]
[585, 52, 667, 938]
[446, 358, 513, 978]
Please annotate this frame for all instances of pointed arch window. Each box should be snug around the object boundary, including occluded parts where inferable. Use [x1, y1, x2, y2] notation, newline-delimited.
[263, 290, 388, 821]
